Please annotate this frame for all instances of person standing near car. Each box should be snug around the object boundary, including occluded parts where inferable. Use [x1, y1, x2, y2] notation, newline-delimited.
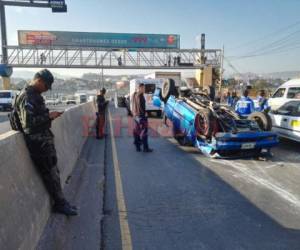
[96, 88, 108, 139]
[235, 89, 255, 118]
[257, 90, 270, 112]
[231, 91, 239, 108]
[15, 69, 78, 216]
[132, 83, 153, 152]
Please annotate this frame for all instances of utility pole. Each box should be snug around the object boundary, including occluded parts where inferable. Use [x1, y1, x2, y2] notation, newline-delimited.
[102, 67, 104, 88]
[219, 45, 224, 93]
[0, 3, 7, 64]
[199, 33, 205, 88]
[0, 0, 67, 89]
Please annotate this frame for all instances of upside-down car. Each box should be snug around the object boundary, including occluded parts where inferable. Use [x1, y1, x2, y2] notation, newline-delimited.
[153, 79, 278, 158]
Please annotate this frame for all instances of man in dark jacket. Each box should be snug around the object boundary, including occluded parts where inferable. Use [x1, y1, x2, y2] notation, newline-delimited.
[132, 83, 153, 152]
[96, 88, 108, 139]
[15, 69, 77, 216]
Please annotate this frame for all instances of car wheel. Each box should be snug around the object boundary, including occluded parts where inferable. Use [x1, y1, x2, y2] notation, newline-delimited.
[249, 112, 272, 131]
[173, 127, 189, 146]
[161, 79, 177, 102]
[195, 109, 216, 138]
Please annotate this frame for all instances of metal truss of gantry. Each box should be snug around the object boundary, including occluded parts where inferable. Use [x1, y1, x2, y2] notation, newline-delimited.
[5, 46, 222, 69]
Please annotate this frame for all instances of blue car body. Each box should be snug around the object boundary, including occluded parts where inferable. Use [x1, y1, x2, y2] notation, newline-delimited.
[155, 94, 278, 158]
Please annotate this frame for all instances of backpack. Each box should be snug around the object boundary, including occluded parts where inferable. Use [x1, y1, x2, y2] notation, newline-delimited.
[8, 93, 24, 132]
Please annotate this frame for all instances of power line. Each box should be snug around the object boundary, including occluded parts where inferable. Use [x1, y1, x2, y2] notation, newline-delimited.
[227, 20, 300, 52]
[228, 29, 300, 60]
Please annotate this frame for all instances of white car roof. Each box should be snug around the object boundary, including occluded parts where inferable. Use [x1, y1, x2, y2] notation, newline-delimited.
[280, 79, 300, 88]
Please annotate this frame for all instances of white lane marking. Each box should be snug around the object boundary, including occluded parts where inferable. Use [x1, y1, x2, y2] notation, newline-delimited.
[108, 110, 133, 250]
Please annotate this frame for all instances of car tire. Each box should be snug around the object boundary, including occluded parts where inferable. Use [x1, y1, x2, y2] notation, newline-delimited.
[195, 109, 216, 138]
[249, 112, 272, 131]
[161, 79, 177, 102]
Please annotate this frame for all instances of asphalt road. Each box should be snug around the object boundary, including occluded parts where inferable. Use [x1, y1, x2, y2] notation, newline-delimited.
[0, 112, 10, 134]
[102, 106, 300, 250]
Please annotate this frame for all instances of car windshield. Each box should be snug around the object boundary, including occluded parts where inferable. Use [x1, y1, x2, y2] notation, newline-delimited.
[277, 101, 300, 116]
[0, 92, 11, 98]
[272, 88, 285, 98]
[145, 84, 156, 94]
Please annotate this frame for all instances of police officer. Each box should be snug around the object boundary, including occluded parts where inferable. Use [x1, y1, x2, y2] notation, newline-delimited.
[235, 89, 255, 118]
[132, 83, 153, 152]
[96, 88, 108, 139]
[15, 69, 78, 216]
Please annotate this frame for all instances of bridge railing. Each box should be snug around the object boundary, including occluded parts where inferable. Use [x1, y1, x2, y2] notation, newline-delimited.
[5, 46, 222, 69]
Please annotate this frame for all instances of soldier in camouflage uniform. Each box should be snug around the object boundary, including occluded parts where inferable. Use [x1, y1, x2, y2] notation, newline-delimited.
[15, 69, 78, 216]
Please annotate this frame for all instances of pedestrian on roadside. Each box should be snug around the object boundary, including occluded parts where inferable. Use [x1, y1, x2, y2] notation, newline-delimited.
[132, 83, 153, 153]
[257, 90, 270, 112]
[40, 53, 46, 65]
[231, 91, 239, 108]
[235, 89, 255, 118]
[226, 92, 233, 106]
[14, 69, 78, 216]
[209, 85, 216, 101]
[96, 88, 108, 139]
[117, 56, 122, 66]
[177, 55, 181, 66]
[173, 56, 177, 66]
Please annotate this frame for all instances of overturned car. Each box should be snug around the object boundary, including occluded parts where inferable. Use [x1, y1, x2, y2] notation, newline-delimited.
[153, 79, 278, 158]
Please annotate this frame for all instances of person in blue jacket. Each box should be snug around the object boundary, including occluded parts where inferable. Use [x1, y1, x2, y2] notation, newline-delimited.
[256, 90, 270, 112]
[235, 89, 255, 118]
[226, 92, 233, 106]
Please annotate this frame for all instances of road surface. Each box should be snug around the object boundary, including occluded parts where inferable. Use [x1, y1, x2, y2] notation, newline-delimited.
[34, 105, 300, 250]
[102, 106, 300, 250]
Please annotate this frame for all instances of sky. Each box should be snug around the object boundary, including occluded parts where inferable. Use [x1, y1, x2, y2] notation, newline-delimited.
[3, 0, 300, 78]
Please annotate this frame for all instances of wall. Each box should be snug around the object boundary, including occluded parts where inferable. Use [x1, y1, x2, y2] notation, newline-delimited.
[0, 102, 96, 250]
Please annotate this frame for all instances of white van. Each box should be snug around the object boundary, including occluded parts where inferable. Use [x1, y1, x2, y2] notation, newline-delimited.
[269, 79, 300, 110]
[0, 90, 18, 111]
[129, 78, 164, 116]
[74, 93, 88, 104]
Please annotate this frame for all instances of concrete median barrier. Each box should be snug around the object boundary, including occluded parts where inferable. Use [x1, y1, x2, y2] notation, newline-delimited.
[0, 102, 96, 250]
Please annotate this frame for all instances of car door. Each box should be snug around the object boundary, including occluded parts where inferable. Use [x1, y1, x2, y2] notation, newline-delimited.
[269, 88, 286, 110]
[271, 101, 300, 141]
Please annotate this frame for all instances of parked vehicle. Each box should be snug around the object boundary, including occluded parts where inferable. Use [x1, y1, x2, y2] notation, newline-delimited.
[45, 98, 56, 106]
[63, 95, 76, 105]
[268, 79, 300, 110]
[74, 93, 88, 104]
[0, 90, 18, 111]
[153, 80, 278, 158]
[129, 78, 164, 117]
[144, 72, 181, 86]
[269, 100, 300, 142]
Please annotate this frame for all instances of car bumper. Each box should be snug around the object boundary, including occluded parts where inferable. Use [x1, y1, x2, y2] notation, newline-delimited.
[272, 127, 300, 143]
[196, 131, 278, 158]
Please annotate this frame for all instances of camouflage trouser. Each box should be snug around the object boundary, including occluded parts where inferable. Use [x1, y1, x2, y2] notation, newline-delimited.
[25, 131, 66, 205]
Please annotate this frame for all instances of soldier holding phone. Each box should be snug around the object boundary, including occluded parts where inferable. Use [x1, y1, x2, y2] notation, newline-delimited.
[15, 69, 78, 216]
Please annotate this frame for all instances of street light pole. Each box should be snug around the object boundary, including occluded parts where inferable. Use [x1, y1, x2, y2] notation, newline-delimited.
[102, 67, 104, 88]
[0, 3, 7, 64]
